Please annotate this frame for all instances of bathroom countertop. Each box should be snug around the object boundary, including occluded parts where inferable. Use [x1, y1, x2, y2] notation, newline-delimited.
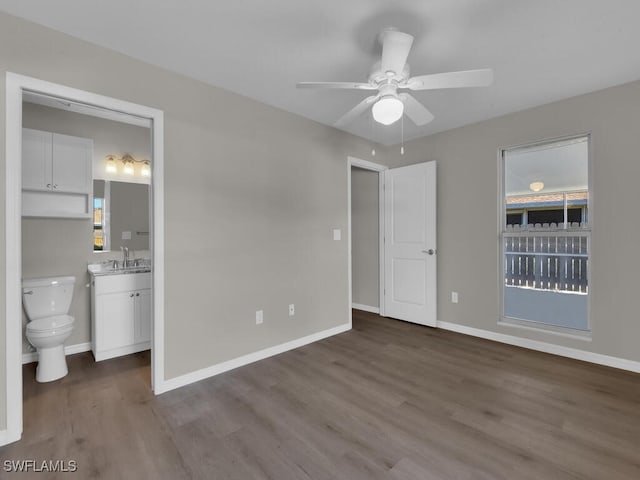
[88, 261, 151, 277]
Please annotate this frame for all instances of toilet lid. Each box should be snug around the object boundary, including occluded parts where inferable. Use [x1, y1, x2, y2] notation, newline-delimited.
[27, 315, 74, 332]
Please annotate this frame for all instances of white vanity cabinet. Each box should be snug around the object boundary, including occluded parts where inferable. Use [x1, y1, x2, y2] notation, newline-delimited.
[22, 128, 93, 218]
[91, 272, 151, 361]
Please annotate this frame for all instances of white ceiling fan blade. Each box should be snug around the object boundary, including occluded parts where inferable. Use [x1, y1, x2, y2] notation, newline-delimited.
[297, 82, 377, 90]
[406, 68, 494, 91]
[401, 94, 434, 126]
[380, 29, 414, 75]
[334, 95, 378, 127]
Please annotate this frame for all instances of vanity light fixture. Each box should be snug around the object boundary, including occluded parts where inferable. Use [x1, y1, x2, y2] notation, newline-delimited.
[105, 155, 118, 174]
[105, 153, 152, 178]
[122, 154, 135, 175]
[141, 160, 151, 177]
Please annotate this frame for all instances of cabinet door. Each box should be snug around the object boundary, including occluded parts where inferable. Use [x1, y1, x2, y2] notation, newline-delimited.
[52, 133, 93, 193]
[22, 129, 52, 191]
[95, 291, 135, 352]
[134, 289, 152, 344]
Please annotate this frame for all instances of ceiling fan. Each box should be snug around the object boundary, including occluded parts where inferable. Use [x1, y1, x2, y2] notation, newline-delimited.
[297, 28, 494, 127]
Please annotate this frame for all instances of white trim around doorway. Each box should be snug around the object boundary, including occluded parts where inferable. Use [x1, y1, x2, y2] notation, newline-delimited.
[3, 72, 166, 446]
[347, 156, 387, 325]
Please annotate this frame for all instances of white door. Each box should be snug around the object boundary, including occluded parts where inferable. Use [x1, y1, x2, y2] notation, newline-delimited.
[134, 289, 152, 344]
[384, 161, 437, 326]
[96, 291, 135, 351]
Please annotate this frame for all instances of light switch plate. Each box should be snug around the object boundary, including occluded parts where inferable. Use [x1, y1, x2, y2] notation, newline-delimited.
[333, 229, 341, 241]
[122, 231, 132, 240]
[256, 310, 263, 325]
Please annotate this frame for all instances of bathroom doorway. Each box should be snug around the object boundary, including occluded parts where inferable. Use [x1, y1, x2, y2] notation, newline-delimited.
[4, 73, 165, 445]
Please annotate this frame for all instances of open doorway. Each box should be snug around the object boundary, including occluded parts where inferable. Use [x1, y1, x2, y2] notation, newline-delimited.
[348, 156, 438, 328]
[4, 73, 165, 445]
[347, 157, 386, 323]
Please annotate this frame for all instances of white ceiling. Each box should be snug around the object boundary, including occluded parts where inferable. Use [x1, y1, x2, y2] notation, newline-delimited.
[2, 0, 640, 146]
[505, 138, 589, 196]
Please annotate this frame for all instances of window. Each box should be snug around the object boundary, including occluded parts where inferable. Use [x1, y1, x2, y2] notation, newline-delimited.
[501, 135, 590, 333]
[93, 179, 110, 252]
[93, 197, 106, 251]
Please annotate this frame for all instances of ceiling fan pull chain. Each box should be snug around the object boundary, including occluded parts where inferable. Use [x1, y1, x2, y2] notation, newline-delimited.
[401, 115, 405, 155]
[370, 110, 376, 156]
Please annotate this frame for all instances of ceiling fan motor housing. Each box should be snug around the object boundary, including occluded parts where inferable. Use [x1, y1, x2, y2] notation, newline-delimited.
[369, 61, 410, 85]
[377, 83, 400, 99]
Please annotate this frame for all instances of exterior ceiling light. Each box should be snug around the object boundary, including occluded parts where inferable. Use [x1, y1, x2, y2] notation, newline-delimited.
[529, 181, 544, 192]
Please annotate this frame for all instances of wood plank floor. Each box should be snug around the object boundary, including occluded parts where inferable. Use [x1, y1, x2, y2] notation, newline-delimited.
[2, 310, 640, 479]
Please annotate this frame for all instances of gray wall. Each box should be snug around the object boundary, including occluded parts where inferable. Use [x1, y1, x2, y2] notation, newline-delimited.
[0, 12, 375, 429]
[351, 167, 379, 308]
[382, 79, 640, 364]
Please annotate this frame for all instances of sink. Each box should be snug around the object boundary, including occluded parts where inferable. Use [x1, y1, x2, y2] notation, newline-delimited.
[88, 260, 151, 276]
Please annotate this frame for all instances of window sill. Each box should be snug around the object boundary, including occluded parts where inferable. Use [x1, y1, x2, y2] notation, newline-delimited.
[499, 317, 592, 342]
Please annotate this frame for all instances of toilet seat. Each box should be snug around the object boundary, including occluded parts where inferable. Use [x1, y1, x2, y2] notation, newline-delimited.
[27, 315, 74, 336]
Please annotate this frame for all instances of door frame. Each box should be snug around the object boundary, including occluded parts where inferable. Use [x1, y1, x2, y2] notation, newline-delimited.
[3, 72, 166, 446]
[347, 156, 387, 325]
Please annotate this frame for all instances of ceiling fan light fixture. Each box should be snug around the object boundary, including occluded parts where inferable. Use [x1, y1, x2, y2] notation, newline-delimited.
[372, 96, 404, 125]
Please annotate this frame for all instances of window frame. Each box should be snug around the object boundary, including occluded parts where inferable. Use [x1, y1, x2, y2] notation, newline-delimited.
[92, 180, 111, 252]
[93, 197, 105, 251]
[498, 133, 593, 338]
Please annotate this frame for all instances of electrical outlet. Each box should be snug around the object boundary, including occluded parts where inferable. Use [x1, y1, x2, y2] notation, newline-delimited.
[289, 304, 295, 316]
[451, 291, 459, 304]
[256, 310, 263, 325]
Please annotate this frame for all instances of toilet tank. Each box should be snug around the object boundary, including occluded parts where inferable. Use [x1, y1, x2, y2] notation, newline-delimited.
[22, 276, 76, 320]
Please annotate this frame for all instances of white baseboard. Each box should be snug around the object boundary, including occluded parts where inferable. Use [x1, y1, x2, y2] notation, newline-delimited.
[157, 323, 351, 394]
[22, 342, 92, 364]
[437, 321, 640, 373]
[352, 303, 380, 314]
[0, 427, 20, 446]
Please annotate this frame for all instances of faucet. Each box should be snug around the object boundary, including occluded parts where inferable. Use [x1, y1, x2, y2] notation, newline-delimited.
[121, 246, 130, 268]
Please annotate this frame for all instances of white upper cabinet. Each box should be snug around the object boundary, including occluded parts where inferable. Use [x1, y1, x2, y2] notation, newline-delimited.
[22, 128, 53, 191]
[22, 128, 93, 218]
[51, 133, 93, 193]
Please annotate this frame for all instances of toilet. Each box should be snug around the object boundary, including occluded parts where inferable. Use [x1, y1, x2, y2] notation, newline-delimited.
[22, 276, 76, 382]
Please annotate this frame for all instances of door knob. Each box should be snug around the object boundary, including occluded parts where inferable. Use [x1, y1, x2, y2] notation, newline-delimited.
[422, 249, 435, 255]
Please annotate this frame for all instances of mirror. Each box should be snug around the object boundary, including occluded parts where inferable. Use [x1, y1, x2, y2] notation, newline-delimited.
[93, 179, 149, 252]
